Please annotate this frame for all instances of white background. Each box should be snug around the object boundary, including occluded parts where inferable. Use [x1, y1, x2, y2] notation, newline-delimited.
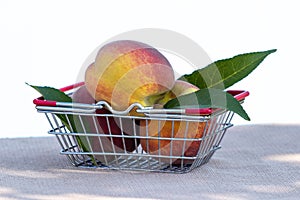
[1, 0, 299, 138]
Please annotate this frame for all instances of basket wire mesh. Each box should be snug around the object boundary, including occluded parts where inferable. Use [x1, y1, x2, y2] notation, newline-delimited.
[34, 84, 248, 173]
[38, 107, 234, 173]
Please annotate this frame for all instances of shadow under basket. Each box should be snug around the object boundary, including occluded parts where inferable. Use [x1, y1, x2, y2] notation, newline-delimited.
[33, 82, 249, 173]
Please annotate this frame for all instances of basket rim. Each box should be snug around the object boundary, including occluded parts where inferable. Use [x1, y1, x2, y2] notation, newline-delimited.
[32, 82, 249, 117]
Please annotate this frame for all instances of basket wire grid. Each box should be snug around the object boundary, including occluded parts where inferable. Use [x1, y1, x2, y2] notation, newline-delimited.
[34, 84, 248, 173]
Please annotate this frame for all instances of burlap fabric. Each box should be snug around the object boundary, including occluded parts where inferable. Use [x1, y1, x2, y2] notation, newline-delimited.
[1, 125, 299, 200]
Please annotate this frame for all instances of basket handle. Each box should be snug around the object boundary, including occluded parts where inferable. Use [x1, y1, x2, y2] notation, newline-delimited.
[59, 82, 85, 92]
[33, 82, 85, 107]
[185, 90, 249, 115]
[33, 82, 249, 115]
[227, 90, 250, 101]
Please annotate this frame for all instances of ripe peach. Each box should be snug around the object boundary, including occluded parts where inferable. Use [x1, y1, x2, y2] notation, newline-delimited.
[140, 120, 207, 164]
[72, 85, 138, 164]
[85, 40, 175, 111]
[140, 80, 207, 164]
[95, 108, 139, 152]
[72, 84, 97, 105]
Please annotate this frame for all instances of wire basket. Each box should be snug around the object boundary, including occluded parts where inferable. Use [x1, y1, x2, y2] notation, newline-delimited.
[33, 82, 249, 173]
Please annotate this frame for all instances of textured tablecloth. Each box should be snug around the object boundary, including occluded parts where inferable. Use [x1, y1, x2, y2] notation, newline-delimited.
[1, 124, 299, 200]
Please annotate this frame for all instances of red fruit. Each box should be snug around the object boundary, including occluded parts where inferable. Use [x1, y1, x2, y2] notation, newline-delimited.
[72, 85, 138, 163]
[95, 108, 139, 152]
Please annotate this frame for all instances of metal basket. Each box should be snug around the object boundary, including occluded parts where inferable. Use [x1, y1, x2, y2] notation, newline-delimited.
[33, 82, 249, 173]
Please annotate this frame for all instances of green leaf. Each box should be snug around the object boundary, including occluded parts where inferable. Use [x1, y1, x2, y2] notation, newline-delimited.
[164, 88, 250, 121]
[27, 83, 72, 102]
[27, 83, 76, 132]
[27, 83, 96, 162]
[179, 49, 277, 89]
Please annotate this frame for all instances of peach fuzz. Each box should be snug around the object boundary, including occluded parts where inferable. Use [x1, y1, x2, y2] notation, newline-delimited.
[140, 120, 207, 164]
[84, 40, 175, 111]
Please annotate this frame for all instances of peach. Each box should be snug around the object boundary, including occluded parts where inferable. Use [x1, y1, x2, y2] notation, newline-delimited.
[95, 108, 139, 152]
[72, 84, 97, 104]
[72, 85, 138, 164]
[140, 120, 207, 164]
[84, 40, 175, 111]
[140, 80, 208, 164]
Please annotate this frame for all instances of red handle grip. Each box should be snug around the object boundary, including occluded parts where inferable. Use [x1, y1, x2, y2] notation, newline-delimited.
[33, 98, 57, 106]
[185, 108, 212, 115]
[227, 90, 250, 101]
[59, 82, 85, 92]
